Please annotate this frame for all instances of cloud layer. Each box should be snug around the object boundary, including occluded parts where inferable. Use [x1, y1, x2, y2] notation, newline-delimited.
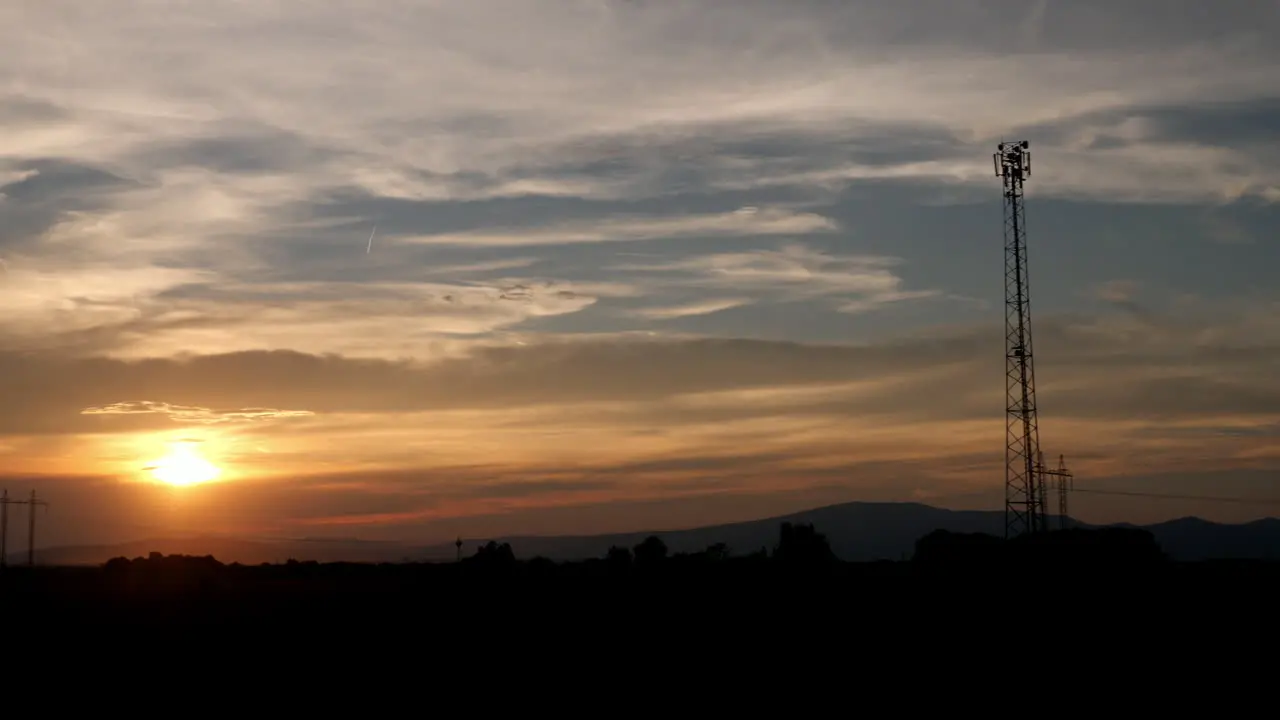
[6, 1, 1276, 204]
[3, 300, 1279, 544]
[3, 1, 1277, 360]
[399, 207, 837, 247]
[2, 1, 1278, 544]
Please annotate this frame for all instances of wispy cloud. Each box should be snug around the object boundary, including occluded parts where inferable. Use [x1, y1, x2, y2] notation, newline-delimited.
[1, 275, 631, 358]
[0, 1, 1275, 363]
[837, 291, 940, 315]
[3, 3, 1271, 230]
[424, 258, 542, 275]
[3, 297, 1262, 425]
[619, 243, 938, 314]
[0, 264, 214, 344]
[82, 401, 313, 424]
[397, 207, 838, 247]
[1093, 280, 1142, 303]
[628, 298, 752, 320]
[110, 279, 616, 358]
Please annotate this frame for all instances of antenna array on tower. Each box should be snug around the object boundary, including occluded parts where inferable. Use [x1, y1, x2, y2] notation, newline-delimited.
[995, 141, 1078, 538]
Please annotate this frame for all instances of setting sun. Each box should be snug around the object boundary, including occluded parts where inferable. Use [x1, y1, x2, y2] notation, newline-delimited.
[146, 442, 221, 487]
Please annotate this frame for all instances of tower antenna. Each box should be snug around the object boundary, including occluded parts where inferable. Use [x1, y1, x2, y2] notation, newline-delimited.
[995, 140, 1046, 538]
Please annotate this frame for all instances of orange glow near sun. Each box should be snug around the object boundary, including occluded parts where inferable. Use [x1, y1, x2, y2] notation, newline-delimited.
[147, 441, 221, 486]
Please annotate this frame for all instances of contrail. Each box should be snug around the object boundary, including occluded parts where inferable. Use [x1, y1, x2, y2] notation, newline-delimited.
[366, 224, 377, 254]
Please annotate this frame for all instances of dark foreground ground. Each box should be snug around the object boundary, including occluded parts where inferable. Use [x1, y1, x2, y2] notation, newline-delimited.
[4, 527, 1280, 637]
[6, 557, 1279, 633]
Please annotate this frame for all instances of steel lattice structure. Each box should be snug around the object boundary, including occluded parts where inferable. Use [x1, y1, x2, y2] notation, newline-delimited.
[996, 140, 1046, 538]
[1051, 454, 1073, 531]
[1036, 452, 1075, 531]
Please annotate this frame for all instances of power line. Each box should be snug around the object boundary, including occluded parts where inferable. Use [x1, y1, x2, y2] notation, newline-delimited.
[1073, 488, 1280, 506]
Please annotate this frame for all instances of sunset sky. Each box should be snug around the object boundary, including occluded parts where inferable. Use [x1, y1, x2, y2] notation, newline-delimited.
[2, 0, 1278, 549]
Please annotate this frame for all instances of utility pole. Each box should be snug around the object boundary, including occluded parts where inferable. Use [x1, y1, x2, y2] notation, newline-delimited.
[1039, 453, 1074, 531]
[996, 140, 1046, 538]
[28, 490, 47, 566]
[1, 489, 7, 568]
[0, 490, 49, 567]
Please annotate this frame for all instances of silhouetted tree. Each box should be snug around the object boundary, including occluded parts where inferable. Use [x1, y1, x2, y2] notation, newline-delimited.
[912, 527, 1168, 569]
[527, 556, 556, 575]
[606, 545, 632, 569]
[704, 543, 731, 561]
[773, 522, 835, 566]
[912, 530, 1003, 565]
[1011, 527, 1166, 566]
[633, 535, 668, 565]
[469, 540, 517, 569]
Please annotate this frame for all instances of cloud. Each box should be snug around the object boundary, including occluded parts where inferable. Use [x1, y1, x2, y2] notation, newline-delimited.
[837, 291, 940, 315]
[114, 279, 601, 356]
[619, 243, 939, 314]
[628, 298, 752, 320]
[1092, 280, 1142, 304]
[0, 300, 1277, 541]
[1, 2, 1278, 542]
[0, 264, 213, 344]
[426, 258, 542, 274]
[1, 273, 627, 358]
[0, 2, 1274, 365]
[2, 2, 1274, 225]
[396, 207, 838, 247]
[81, 401, 314, 424]
[2, 300, 1276, 428]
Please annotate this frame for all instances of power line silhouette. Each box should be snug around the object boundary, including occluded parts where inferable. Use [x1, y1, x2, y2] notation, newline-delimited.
[1, 489, 49, 567]
[1073, 488, 1280, 506]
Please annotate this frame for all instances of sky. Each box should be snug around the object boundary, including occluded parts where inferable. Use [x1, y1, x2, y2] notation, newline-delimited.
[1, 0, 1279, 549]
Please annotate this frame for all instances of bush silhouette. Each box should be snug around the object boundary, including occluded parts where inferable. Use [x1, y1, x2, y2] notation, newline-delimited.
[773, 522, 835, 566]
[633, 535, 668, 565]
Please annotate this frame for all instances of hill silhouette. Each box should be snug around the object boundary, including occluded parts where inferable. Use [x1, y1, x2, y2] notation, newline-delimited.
[473, 504, 1280, 563]
[12, 500, 1280, 566]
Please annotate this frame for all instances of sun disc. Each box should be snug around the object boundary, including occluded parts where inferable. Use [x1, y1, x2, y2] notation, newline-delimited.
[148, 443, 221, 486]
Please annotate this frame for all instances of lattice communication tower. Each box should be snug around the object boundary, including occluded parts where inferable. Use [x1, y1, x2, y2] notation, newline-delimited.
[996, 141, 1046, 538]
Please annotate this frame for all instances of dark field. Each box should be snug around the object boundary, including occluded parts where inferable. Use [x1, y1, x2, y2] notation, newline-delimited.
[4, 526, 1279, 635]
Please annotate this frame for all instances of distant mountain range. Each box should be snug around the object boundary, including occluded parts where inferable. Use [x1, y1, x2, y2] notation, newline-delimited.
[11, 501, 1280, 566]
